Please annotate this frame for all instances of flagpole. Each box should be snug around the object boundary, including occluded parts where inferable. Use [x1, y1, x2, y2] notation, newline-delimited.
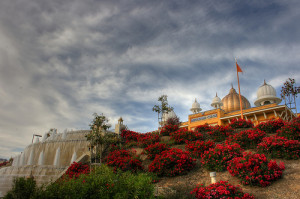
[236, 58, 244, 119]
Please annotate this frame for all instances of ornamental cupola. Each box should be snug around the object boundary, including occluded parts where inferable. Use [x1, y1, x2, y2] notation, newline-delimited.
[190, 98, 202, 114]
[254, 80, 282, 106]
[211, 93, 223, 109]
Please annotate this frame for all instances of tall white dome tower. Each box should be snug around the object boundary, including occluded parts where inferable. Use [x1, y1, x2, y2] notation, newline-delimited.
[211, 93, 223, 109]
[254, 80, 282, 107]
[190, 98, 202, 114]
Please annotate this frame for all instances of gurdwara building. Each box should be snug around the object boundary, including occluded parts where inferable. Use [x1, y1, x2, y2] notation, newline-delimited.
[176, 80, 296, 130]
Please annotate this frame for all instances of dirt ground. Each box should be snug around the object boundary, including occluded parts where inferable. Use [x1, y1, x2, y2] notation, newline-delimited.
[133, 145, 300, 199]
[154, 158, 300, 199]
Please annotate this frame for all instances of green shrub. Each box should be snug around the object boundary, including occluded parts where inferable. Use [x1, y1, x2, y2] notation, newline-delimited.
[36, 164, 155, 199]
[4, 177, 37, 199]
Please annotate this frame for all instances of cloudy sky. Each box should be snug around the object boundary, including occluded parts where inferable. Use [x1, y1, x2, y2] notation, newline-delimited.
[0, 0, 300, 159]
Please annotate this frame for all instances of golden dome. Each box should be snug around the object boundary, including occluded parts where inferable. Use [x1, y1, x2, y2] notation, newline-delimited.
[221, 87, 251, 112]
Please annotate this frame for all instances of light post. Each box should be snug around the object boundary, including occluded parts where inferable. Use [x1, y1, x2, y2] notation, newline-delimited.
[32, 134, 42, 143]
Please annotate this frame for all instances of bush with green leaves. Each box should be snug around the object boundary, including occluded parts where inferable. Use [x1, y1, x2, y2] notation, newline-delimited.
[4, 177, 37, 199]
[34, 165, 155, 199]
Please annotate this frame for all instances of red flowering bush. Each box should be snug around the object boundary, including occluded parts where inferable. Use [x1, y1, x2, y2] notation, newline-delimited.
[190, 181, 255, 199]
[229, 118, 254, 128]
[137, 132, 160, 148]
[185, 140, 215, 158]
[257, 136, 300, 159]
[227, 152, 285, 187]
[170, 129, 203, 144]
[291, 116, 300, 124]
[276, 122, 300, 141]
[143, 142, 170, 159]
[160, 124, 179, 136]
[256, 119, 286, 134]
[105, 149, 143, 172]
[206, 125, 234, 142]
[226, 129, 266, 149]
[148, 148, 196, 176]
[65, 162, 90, 179]
[0, 161, 9, 168]
[201, 143, 243, 171]
[120, 130, 141, 143]
[194, 124, 212, 133]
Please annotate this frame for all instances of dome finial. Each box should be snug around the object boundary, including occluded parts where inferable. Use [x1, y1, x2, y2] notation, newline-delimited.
[194, 98, 197, 103]
[216, 92, 218, 97]
[231, 83, 233, 88]
[264, 79, 267, 85]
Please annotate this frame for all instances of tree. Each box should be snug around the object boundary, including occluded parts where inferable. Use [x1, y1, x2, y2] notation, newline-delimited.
[281, 78, 300, 115]
[152, 95, 173, 128]
[86, 113, 120, 164]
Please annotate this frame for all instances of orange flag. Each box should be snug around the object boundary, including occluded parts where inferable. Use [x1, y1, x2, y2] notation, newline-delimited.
[236, 62, 243, 73]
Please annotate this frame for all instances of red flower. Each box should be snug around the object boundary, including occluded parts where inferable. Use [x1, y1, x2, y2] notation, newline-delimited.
[143, 142, 170, 159]
[148, 148, 196, 177]
[201, 143, 243, 171]
[191, 181, 255, 199]
[229, 118, 254, 128]
[105, 149, 143, 172]
[227, 152, 285, 187]
[64, 162, 90, 180]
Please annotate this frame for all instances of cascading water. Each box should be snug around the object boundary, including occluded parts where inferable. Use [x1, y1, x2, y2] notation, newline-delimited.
[53, 147, 60, 167]
[70, 151, 77, 164]
[0, 130, 91, 196]
[27, 148, 34, 165]
[38, 151, 44, 166]
[19, 153, 25, 167]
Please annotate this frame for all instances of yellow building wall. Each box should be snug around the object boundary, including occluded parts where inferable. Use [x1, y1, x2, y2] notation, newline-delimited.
[181, 104, 294, 130]
[187, 109, 225, 130]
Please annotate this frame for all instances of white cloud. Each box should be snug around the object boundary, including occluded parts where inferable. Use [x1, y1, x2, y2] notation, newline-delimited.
[0, 0, 300, 159]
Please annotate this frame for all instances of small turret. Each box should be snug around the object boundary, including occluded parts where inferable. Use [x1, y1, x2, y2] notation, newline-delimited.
[190, 98, 202, 114]
[254, 80, 281, 106]
[211, 93, 223, 109]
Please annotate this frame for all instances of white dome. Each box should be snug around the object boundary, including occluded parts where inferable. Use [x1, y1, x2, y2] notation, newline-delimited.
[192, 99, 200, 109]
[254, 80, 281, 106]
[211, 93, 223, 109]
[190, 99, 201, 114]
[162, 110, 177, 122]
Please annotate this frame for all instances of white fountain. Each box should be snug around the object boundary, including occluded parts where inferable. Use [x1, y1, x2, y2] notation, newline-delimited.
[0, 129, 91, 196]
